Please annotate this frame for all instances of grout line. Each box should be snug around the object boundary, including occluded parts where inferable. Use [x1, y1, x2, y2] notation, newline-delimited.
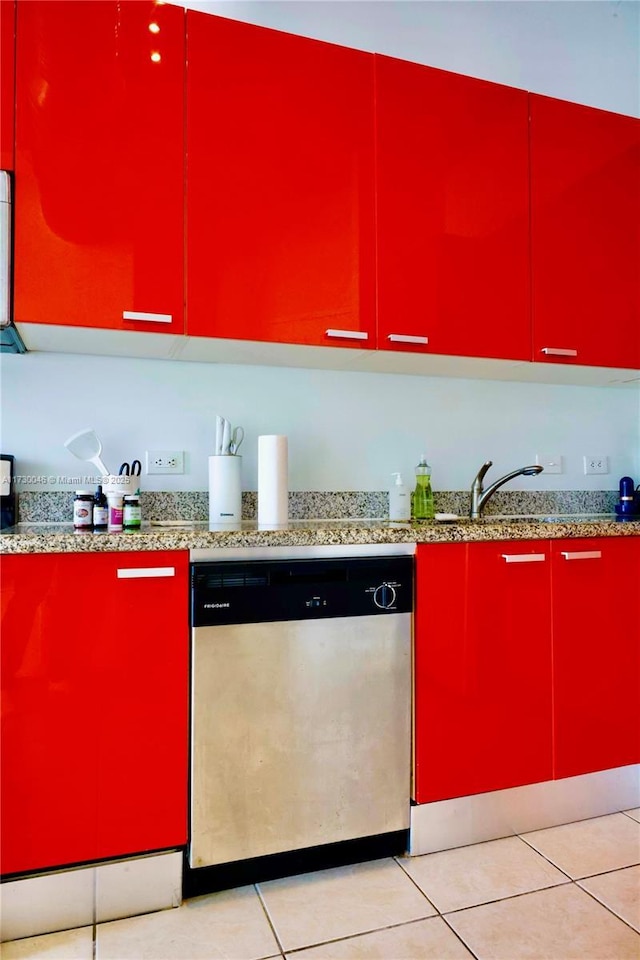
[517, 817, 640, 881]
[437, 877, 640, 945]
[575, 877, 640, 937]
[621, 809, 640, 823]
[439, 880, 576, 917]
[439, 913, 482, 960]
[254, 884, 286, 958]
[404, 855, 575, 916]
[516, 834, 577, 881]
[395, 835, 575, 904]
[437, 877, 640, 957]
[393, 855, 440, 913]
[576, 863, 640, 881]
[282, 915, 453, 956]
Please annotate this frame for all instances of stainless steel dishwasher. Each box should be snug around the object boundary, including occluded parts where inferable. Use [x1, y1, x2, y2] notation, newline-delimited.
[189, 547, 413, 878]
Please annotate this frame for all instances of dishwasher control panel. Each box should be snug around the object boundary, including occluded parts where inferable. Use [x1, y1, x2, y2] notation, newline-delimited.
[191, 556, 413, 626]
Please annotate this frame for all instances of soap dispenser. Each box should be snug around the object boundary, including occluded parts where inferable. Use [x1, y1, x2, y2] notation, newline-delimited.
[413, 456, 434, 520]
[389, 472, 410, 522]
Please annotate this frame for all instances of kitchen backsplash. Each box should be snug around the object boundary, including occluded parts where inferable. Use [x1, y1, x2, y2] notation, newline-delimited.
[17, 489, 618, 524]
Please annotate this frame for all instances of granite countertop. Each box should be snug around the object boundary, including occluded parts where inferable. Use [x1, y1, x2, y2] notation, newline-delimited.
[1, 515, 638, 554]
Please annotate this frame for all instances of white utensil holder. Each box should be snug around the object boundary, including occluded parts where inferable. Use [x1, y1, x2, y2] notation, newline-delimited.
[209, 455, 242, 526]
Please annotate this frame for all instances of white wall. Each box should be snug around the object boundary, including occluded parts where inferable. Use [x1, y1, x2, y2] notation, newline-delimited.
[185, 0, 640, 116]
[1, 352, 638, 492]
[2, 0, 639, 495]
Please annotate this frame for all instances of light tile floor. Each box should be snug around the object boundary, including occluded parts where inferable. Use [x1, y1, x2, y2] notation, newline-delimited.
[3, 810, 639, 960]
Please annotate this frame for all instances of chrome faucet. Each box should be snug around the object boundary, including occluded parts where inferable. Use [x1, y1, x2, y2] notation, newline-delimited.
[470, 461, 544, 519]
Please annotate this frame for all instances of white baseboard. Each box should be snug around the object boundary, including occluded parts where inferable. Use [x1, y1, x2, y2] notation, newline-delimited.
[0, 851, 182, 942]
[410, 764, 640, 856]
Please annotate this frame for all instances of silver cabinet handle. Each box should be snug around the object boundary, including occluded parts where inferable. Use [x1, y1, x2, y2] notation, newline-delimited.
[387, 334, 429, 345]
[560, 551, 602, 561]
[123, 311, 172, 324]
[117, 566, 176, 579]
[541, 347, 578, 357]
[501, 554, 546, 563]
[325, 329, 369, 341]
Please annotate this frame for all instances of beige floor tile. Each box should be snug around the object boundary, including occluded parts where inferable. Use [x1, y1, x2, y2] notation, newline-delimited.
[0, 927, 93, 959]
[96, 887, 280, 960]
[520, 812, 640, 879]
[579, 866, 640, 933]
[283, 916, 473, 959]
[258, 858, 435, 952]
[397, 836, 569, 913]
[446, 883, 640, 960]
[624, 808, 640, 823]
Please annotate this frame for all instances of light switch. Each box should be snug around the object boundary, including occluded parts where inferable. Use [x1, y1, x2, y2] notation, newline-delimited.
[536, 453, 563, 474]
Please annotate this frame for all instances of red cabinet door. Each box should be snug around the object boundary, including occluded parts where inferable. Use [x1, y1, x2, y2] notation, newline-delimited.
[551, 537, 640, 779]
[376, 56, 530, 361]
[1, 553, 98, 874]
[1, 0, 15, 170]
[530, 95, 640, 370]
[92, 553, 189, 858]
[14, 1, 184, 334]
[0, 551, 189, 876]
[414, 541, 553, 804]
[186, 12, 376, 349]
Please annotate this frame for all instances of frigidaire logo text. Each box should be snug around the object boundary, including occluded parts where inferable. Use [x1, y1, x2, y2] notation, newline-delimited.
[204, 602, 231, 609]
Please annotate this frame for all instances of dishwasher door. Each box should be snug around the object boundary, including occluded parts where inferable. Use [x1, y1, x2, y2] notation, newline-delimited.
[190, 612, 411, 869]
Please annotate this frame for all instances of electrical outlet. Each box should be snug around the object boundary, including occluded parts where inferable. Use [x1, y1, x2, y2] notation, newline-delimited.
[145, 450, 185, 475]
[583, 455, 609, 475]
[536, 453, 563, 474]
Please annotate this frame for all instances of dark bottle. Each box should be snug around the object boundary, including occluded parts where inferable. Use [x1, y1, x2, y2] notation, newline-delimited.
[93, 484, 108, 530]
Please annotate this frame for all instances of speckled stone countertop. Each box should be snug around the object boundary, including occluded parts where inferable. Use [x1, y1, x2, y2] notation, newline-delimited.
[1, 516, 638, 554]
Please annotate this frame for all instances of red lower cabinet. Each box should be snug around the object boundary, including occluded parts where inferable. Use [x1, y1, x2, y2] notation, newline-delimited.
[551, 537, 640, 779]
[414, 536, 640, 807]
[414, 541, 553, 803]
[0, 551, 189, 876]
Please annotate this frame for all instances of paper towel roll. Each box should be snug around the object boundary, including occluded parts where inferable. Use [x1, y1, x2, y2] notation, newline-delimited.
[209, 455, 242, 525]
[258, 435, 288, 527]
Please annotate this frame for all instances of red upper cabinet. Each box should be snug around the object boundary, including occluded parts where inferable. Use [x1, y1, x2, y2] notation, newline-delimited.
[375, 56, 530, 360]
[14, 1, 185, 334]
[530, 95, 640, 370]
[414, 541, 553, 804]
[551, 537, 640, 780]
[1, 551, 189, 876]
[186, 12, 376, 349]
[1, 0, 15, 170]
